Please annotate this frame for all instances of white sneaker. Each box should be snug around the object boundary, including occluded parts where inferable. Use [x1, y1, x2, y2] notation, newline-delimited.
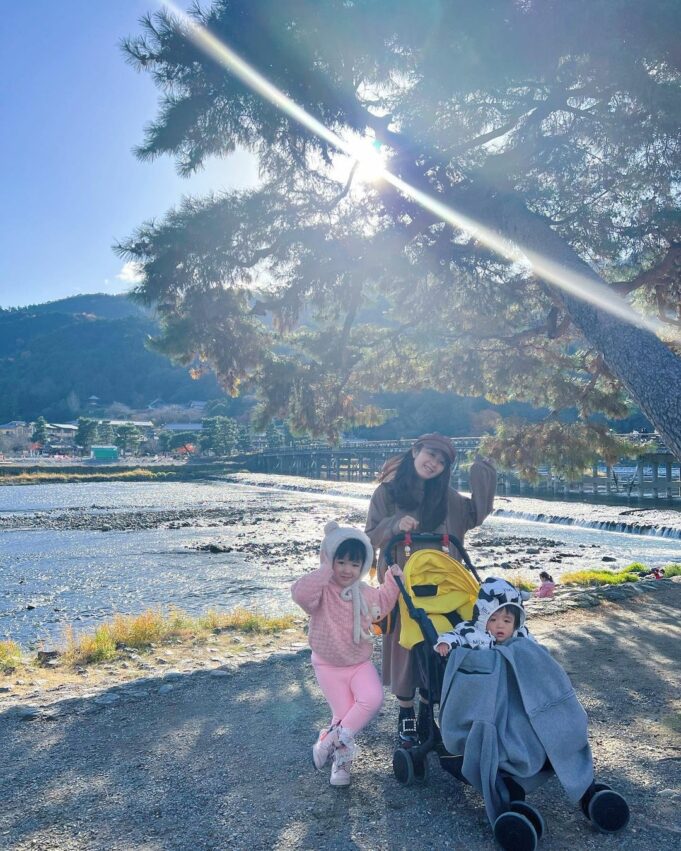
[312, 725, 338, 770]
[330, 747, 352, 786]
[329, 729, 356, 787]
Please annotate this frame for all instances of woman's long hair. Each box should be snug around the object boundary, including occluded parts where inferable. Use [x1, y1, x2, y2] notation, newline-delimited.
[378, 450, 451, 531]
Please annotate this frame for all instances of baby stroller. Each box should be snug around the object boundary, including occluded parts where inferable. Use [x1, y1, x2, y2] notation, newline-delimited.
[380, 532, 480, 786]
[385, 537, 630, 851]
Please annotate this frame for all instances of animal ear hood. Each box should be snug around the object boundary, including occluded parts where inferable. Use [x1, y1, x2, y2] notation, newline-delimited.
[472, 577, 527, 632]
[320, 521, 374, 579]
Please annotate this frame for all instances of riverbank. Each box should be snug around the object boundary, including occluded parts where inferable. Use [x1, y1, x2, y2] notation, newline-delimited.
[1, 581, 679, 850]
[3, 475, 681, 650]
[0, 462, 241, 485]
[0, 577, 673, 705]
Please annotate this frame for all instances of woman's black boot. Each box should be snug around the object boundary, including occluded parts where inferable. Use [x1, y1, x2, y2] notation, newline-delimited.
[397, 707, 418, 749]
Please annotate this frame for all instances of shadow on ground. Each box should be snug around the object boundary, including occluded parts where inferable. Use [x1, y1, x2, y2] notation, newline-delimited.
[1, 585, 679, 850]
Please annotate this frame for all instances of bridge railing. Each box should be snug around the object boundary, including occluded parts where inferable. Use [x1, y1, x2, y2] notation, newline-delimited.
[249, 436, 483, 456]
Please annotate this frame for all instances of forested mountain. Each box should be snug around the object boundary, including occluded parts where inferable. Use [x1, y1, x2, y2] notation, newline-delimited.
[0, 294, 220, 422]
[0, 293, 649, 434]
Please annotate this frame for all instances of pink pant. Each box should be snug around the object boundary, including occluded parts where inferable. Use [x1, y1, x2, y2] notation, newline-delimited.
[311, 654, 384, 735]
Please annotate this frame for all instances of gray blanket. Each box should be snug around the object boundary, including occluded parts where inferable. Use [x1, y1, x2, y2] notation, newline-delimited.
[439, 636, 594, 824]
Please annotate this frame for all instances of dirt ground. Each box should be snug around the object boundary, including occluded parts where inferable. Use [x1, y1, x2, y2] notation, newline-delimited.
[1, 583, 679, 851]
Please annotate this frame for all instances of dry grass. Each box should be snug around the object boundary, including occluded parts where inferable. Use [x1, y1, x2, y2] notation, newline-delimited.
[0, 640, 22, 673]
[506, 573, 536, 593]
[62, 607, 296, 666]
[1, 468, 164, 485]
[197, 609, 296, 633]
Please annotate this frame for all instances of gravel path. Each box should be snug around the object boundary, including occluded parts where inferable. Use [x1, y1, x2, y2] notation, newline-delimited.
[1, 582, 679, 851]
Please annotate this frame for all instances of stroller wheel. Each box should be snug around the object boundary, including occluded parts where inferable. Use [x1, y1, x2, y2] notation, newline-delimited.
[412, 752, 430, 785]
[588, 789, 630, 834]
[580, 782, 614, 819]
[510, 802, 545, 841]
[393, 747, 415, 786]
[493, 812, 538, 851]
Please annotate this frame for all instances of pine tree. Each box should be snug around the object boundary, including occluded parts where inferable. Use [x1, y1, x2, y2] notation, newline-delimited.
[31, 416, 48, 445]
[119, 1, 681, 467]
[75, 417, 99, 452]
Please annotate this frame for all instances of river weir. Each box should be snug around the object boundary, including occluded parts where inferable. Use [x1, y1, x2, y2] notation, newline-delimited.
[1, 474, 679, 648]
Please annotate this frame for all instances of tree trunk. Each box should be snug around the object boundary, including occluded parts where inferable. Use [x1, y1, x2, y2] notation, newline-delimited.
[483, 192, 681, 461]
[389, 171, 681, 461]
[376, 118, 681, 458]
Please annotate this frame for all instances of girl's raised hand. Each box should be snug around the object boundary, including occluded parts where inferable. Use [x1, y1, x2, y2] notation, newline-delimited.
[388, 564, 404, 579]
[397, 515, 419, 532]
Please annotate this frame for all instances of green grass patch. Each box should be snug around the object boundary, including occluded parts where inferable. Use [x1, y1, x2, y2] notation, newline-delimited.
[63, 607, 297, 666]
[663, 563, 681, 578]
[560, 568, 641, 586]
[0, 640, 22, 673]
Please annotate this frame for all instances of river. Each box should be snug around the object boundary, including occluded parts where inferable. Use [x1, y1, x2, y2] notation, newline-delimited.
[1, 474, 679, 648]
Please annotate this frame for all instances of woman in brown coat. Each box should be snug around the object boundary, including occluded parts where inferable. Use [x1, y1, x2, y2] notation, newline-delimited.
[365, 433, 496, 746]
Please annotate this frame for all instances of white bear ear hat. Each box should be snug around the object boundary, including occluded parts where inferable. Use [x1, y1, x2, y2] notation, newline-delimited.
[320, 521, 376, 645]
[320, 520, 374, 579]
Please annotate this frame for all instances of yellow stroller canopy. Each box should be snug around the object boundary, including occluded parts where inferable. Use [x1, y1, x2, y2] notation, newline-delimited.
[398, 549, 480, 650]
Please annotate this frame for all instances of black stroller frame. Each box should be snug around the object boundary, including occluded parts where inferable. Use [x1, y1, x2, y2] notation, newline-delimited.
[383, 533, 631, 850]
[381, 531, 480, 787]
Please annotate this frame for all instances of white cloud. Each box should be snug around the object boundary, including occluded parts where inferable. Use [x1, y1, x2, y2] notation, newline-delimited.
[116, 261, 144, 284]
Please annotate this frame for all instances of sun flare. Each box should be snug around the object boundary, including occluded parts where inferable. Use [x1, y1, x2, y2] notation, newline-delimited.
[349, 135, 387, 184]
[163, 0, 666, 336]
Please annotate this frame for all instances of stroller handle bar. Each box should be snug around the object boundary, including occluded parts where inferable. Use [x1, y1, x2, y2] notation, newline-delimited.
[380, 531, 481, 583]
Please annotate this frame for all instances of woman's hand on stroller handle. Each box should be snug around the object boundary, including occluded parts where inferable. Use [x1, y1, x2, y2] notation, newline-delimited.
[397, 515, 419, 532]
[388, 563, 404, 579]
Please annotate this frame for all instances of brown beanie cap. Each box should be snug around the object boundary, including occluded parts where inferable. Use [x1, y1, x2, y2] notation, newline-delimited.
[413, 432, 457, 463]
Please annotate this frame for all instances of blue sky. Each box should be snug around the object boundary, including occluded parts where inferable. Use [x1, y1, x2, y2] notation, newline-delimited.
[1, 1, 258, 309]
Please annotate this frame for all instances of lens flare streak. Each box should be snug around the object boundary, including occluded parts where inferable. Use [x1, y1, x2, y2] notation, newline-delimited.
[162, 2, 661, 335]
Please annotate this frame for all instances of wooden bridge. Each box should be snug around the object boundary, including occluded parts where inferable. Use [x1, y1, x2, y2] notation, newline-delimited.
[243, 437, 481, 480]
[241, 435, 681, 501]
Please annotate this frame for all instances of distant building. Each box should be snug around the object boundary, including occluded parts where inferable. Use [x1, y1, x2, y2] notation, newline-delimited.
[87, 395, 100, 406]
[188, 401, 207, 410]
[46, 423, 78, 442]
[91, 445, 119, 461]
[0, 421, 30, 438]
[163, 422, 204, 432]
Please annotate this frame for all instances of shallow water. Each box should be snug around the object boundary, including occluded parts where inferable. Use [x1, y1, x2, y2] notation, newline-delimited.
[1, 476, 679, 647]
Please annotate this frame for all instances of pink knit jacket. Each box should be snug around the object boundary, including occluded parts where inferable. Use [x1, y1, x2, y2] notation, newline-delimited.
[291, 565, 401, 667]
[535, 581, 556, 599]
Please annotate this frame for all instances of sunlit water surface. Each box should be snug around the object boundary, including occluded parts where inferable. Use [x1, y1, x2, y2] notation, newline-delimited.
[1, 478, 679, 647]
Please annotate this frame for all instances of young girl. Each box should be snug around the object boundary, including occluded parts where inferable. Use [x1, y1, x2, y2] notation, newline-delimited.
[291, 521, 403, 786]
[535, 570, 556, 598]
[365, 433, 496, 746]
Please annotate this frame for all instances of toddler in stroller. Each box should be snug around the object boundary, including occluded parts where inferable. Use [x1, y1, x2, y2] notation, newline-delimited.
[435, 577, 630, 851]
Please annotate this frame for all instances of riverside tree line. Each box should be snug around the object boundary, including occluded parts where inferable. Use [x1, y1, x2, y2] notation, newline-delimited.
[26, 414, 308, 457]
